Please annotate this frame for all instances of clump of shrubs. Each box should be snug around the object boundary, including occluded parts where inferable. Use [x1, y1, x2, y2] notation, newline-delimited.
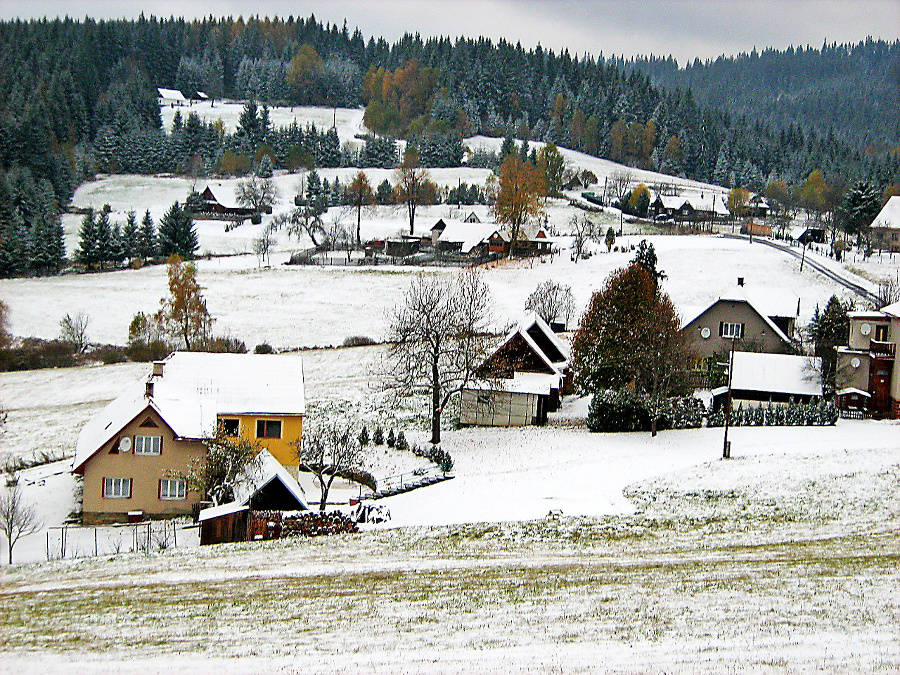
[372, 426, 385, 445]
[411, 443, 454, 473]
[587, 390, 704, 433]
[395, 430, 408, 451]
[342, 335, 377, 347]
[358, 425, 370, 446]
[0, 338, 80, 371]
[254, 342, 274, 354]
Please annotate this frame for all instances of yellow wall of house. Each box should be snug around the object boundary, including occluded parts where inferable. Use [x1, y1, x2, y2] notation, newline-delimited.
[81, 408, 205, 525]
[219, 414, 303, 469]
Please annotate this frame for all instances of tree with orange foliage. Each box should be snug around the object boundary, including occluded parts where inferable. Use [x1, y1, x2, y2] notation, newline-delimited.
[492, 155, 546, 248]
[346, 171, 374, 247]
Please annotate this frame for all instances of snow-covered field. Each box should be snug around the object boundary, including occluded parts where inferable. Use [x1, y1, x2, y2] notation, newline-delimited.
[1, 103, 898, 672]
[0, 232, 876, 352]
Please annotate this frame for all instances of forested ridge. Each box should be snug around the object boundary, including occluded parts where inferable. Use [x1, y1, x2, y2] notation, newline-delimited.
[624, 39, 900, 154]
[1, 14, 898, 278]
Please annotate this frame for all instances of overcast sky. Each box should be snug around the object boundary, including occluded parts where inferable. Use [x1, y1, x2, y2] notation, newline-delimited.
[0, 0, 897, 65]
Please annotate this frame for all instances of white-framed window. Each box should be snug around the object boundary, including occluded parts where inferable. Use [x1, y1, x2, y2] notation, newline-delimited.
[719, 321, 744, 339]
[159, 478, 186, 501]
[103, 477, 132, 499]
[134, 435, 162, 455]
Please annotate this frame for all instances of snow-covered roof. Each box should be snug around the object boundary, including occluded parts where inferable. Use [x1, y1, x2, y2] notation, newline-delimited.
[490, 311, 570, 374]
[198, 502, 248, 522]
[157, 88, 186, 101]
[658, 195, 689, 210]
[465, 375, 554, 395]
[231, 448, 308, 509]
[436, 220, 505, 253]
[880, 301, 900, 318]
[681, 286, 795, 343]
[871, 196, 900, 231]
[836, 388, 871, 398]
[729, 352, 822, 397]
[198, 449, 309, 521]
[73, 353, 305, 473]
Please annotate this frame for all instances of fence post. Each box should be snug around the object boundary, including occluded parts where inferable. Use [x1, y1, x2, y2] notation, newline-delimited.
[94, 528, 98, 557]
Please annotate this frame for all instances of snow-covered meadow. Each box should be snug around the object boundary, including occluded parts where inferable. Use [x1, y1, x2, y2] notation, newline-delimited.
[1, 103, 899, 672]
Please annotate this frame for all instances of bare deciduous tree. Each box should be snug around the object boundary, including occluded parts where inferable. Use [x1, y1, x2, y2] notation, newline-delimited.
[59, 312, 90, 352]
[236, 173, 278, 215]
[292, 422, 365, 511]
[253, 224, 277, 267]
[180, 427, 260, 507]
[0, 483, 41, 564]
[525, 280, 575, 329]
[386, 270, 494, 444]
[570, 214, 595, 262]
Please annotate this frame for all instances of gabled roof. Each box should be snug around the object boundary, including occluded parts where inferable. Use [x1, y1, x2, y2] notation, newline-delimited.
[157, 88, 186, 101]
[198, 449, 308, 521]
[73, 353, 305, 473]
[482, 311, 570, 377]
[880, 301, 900, 318]
[871, 196, 900, 231]
[681, 286, 795, 343]
[436, 220, 506, 253]
[727, 351, 823, 397]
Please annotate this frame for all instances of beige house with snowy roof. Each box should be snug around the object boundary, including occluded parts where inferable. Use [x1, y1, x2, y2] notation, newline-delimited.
[681, 281, 799, 360]
[73, 352, 305, 525]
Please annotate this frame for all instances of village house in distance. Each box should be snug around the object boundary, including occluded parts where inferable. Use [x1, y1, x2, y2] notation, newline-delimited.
[836, 301, 900, 417]
[72, 352, 305, 524]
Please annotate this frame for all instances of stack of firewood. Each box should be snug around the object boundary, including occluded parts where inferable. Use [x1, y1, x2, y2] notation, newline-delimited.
[281, 511, 358, 537]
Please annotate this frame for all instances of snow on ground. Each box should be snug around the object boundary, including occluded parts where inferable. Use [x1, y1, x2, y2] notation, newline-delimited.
[160, 101, 367, 143]
[1, 233, 865, 351]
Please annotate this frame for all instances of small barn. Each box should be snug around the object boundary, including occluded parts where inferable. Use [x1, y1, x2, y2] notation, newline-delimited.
[198, 449, 308, 545]
[460, 313, 571, 427]
[194, 186, 256, 221]
[460, 374, 555, 427]
[157, 88, 187, 106]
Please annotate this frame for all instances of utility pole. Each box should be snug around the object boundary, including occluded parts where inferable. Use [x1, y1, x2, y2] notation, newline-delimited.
[722, 336, 736, 459]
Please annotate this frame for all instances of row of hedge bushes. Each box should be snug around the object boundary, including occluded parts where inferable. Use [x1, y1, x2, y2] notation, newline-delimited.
[587, 390, 837, 432]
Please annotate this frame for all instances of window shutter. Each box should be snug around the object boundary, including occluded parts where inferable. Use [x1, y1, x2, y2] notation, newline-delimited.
[158, 479, 163, 499]
[739, 323, 745, 339]
[718, 321, 724, 337]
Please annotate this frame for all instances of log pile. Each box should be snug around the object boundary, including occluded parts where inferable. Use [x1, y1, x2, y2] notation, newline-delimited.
[282, 511, 358, 538]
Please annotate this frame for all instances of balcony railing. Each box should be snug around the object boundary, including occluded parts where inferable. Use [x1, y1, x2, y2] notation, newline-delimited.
[869, 340, 896, 358]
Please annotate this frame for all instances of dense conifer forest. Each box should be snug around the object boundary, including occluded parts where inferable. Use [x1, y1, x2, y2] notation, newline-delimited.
[0, 14, 897, 277]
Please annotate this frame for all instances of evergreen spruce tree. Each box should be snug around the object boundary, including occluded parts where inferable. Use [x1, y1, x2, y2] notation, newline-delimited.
[76, 209, 99, 270]
[122, 210, 138, 260]
[386, 428, 396, 447]
[158, 201, 198, 258]
[318, 127, 341, 168]
[395, 430, 408, 451]
[109, 223, 125, 268]
[358, 425, 370, 446]
[138, 210, 157, 260]
[94, 206, 113, 270]
[373, 426, 384, 445]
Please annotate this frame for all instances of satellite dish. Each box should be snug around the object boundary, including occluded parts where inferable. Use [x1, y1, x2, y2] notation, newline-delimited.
[861, 323, 871, 336]
[119, 437, 132, 453]
[700, 327, 711, 339]
[851, 357, 861, 369]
